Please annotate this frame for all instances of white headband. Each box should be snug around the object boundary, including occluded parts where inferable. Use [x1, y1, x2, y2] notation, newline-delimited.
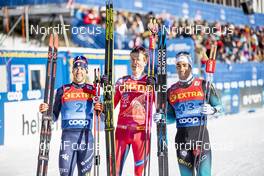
[175, 54, 192, 67]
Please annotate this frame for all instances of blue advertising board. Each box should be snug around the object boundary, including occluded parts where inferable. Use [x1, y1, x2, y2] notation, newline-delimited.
[166, 37, 195, 75]
[71, 17, 118, 48]
[0, 109, 3, 145]
[0, 0, 66, 7]
[0, 93, 6, 145]
[214, 63, 264, 83]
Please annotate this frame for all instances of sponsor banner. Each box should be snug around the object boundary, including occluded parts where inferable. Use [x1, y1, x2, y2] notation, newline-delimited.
[214, 63, 264, 83]
[11, 65, 25, 84]
[4, 100, 61, 148]
[0, 93, 4, 145]
[0, 90, 56, 146]
[217, 89, 232, 114]
[263, 87, 264, 106]
[71, 21, 118, 49]
[0, 116, 3, 145]
[1, 0, 66, 7]
[217, 88, 240, 114]
[240, 86, 263, 111]
[1, 99, 62, 174]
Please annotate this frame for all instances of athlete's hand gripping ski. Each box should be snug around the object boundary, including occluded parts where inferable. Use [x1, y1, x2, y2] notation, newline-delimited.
[153, 113, 162, 123]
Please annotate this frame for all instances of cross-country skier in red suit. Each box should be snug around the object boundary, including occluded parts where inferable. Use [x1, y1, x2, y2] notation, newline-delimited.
[114, 46, 155, 176]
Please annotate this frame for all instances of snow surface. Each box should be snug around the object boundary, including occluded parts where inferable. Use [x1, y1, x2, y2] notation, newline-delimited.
[1, 108, 264, 176]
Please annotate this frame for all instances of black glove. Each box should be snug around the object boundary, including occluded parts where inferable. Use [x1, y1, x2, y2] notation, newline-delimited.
[100, 74, 109, 87]
[146, 76, 156, 85]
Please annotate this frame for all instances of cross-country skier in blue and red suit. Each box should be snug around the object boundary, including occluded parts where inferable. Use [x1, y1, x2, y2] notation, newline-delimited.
[39, 56, 103, 176]
[154, 52, 223, 176]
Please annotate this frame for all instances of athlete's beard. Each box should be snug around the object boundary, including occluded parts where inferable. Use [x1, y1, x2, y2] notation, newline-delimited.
[179, 73, 193, 83]
[73, 73, 86, 84]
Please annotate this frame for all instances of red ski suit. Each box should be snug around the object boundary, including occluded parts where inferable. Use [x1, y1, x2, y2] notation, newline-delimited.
[114, 74, 155, 176]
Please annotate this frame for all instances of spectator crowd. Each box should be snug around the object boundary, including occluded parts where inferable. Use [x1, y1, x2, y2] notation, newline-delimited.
[75, 6, 264, 63]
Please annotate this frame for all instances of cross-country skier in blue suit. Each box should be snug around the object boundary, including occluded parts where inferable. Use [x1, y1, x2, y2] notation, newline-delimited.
[39, 56, 103, 176]
[154, 52, 223, 176]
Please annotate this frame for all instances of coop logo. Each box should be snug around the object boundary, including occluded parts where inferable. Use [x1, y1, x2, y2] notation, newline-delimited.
[242, 93, 262, 106]
[7, 92, 23, 101]
[69, 120, 89, 126]
[178, 117, 199, 124]
[27, 90, 41, 100]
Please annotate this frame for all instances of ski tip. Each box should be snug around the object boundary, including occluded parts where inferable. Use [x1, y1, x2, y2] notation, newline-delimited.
[53, 33, 59, 49]
[107, 0, 113, 5]
[49, 34, 53, 47]
[98, 68, 100, 80]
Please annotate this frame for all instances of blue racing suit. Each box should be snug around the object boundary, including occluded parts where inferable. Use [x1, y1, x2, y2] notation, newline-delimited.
[167, 77, 223, 176]
[53, 82, 96, 176]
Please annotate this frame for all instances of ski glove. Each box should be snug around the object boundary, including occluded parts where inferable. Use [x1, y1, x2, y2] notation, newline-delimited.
[100, 74, 109, 87]
[200, 103, 216, 115]
[153, 113, 162, 123]
[146, 76, 156, 85]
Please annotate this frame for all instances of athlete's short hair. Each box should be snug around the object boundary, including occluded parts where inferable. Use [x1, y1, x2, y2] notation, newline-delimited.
[73, 56, 88, 69]
[130, 46, 148, 61]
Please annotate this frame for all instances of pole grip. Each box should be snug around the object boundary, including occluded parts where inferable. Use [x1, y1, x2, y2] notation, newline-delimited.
[205, 45, 217, 73]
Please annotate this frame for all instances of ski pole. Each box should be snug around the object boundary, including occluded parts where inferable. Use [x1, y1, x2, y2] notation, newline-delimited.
[144, 17, 158, 176]
[93, 68, 101, 176]
[193, 45, 217, 176]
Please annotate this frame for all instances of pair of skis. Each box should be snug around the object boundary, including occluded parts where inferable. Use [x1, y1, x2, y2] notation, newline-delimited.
[156, 24, 169, 176]
[94, 2, 115, 175]
[36, 33, 58, 176]
[103, 0, 116, 176]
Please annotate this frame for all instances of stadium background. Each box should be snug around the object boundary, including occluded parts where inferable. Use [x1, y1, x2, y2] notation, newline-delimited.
[0, 0, 264, 175]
